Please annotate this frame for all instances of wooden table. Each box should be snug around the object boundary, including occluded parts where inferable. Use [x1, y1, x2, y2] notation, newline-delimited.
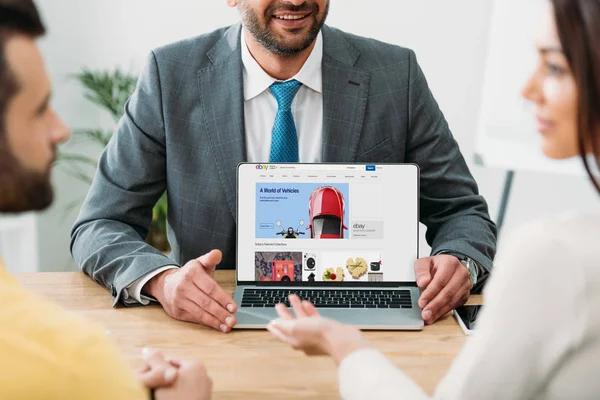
[16, 271, 480, 399]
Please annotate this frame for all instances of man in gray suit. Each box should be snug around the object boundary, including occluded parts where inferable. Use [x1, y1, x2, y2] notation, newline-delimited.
[71, 0, 497, 332]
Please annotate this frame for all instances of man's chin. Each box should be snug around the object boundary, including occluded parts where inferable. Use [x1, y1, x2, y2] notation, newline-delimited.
[269, 23, 315, 42]
[0, 179, 54, 214]
[29, 189, 54, 212]
[0, 193, 53, 214]
[0, 147, 56, 213]
[275, 42, 313, 55]
[264, 33, 317, 56]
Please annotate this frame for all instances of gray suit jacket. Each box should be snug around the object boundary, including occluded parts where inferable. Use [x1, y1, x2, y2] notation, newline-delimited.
[71, 24, 497, 305]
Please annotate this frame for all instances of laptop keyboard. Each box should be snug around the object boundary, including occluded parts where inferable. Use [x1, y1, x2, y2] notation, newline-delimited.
[241, 288, 413, 309]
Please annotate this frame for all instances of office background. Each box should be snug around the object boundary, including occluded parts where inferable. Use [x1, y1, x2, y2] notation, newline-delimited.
[3, 0, 597, 273]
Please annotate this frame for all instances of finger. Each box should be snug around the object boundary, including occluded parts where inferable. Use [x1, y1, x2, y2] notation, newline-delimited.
[266, 322, 300, 347]
[419, 260, 455, 308]
[167, 359, 208, 374]
[275, 303, 295, 320]
[137, 365, 178, 389]
[168, 305, 202, 325]
[302, 300, 321, 318]
[269, 318, 328, 353]
[142, 347, 166, 364]
[424, 278, 471, 324]
[186, 287, 236, 328]
[428, 285, 470, 325]
[289, 295, 309, 318]
[422, 268, 466, 318]
[166, 358, 182, 368]
[268, 318, 297, 335]
[179, 298, 230, 333]
[138, 364, 151, 374]
[414, 258, 433, 288]
[197, 249, 223, 276]
[424, 301, 454, 326]
[191, 265, 237, 313]
[422, 267, 467, 320]
[139, 348, 177, 389]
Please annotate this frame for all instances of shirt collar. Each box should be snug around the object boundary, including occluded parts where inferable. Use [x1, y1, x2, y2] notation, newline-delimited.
[241, 28, 323, 101]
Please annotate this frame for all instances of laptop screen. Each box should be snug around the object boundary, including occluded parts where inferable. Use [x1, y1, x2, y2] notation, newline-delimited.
[237, 163, 419, 286]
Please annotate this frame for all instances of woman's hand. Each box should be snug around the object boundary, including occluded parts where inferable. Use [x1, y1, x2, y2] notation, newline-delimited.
[137, 348, 212, 400]
[137, 348, 178, 389]
[267, 294, 370, 365]
[154, 358, 212, 400]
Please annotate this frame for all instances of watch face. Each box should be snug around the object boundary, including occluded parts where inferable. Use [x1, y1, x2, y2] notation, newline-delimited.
[463, 259, 477, 285]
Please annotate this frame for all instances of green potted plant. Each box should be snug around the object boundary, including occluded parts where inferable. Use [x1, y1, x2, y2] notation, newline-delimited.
[59, 68, 170, 253]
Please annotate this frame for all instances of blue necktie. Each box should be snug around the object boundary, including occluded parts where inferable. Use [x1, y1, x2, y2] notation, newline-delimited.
[269, 80, 302, 163]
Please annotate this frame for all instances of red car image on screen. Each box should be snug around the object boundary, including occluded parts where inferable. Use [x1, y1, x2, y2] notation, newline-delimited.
[307, 186, 348, 239]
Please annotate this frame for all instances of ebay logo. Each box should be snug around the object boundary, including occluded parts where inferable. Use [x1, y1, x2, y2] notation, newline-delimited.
[256, 164, 269, 170]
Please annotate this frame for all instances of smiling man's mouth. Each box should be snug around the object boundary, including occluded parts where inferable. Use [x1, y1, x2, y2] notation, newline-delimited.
[273, 13, 310, 21]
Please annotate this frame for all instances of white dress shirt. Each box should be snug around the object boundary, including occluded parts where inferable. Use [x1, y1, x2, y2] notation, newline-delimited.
[242, 29, 323, 162]
[338, 212, 600, 400]
[123, 29, 324, 304]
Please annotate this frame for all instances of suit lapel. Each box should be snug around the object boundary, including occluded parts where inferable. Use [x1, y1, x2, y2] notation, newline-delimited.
[321, 26, 370, 162]
[197, 25, 371, 218]
[199, 24, 246, 221]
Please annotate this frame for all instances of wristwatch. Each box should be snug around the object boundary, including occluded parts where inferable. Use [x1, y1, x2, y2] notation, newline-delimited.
[437, 251, 478, 286]
[458, 256, 478, 286]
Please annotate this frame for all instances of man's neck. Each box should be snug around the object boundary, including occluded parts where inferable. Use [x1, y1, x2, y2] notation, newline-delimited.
[243, 29, 317, 81]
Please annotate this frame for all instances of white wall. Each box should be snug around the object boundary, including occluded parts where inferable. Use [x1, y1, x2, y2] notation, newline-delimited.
[33, 0, 598, 272]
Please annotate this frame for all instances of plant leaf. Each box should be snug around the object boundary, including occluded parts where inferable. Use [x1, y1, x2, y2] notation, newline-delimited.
[62, 166, 94, 185]
[73, 67, 137, 122]
[56, 152, 98, 168]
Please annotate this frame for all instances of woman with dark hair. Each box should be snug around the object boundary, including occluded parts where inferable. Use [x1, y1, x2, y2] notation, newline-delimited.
[267, 1, 600, 398]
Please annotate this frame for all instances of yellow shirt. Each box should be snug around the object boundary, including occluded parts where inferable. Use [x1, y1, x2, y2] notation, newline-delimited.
[0, 261, 148, 400]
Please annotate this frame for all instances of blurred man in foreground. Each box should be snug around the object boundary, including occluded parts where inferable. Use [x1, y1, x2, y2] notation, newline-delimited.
[0, 1, 211, 398]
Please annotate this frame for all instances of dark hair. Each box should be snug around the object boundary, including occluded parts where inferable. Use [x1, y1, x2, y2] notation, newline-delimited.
[0, 0, 46, 137]
[552, 0, 600, 194]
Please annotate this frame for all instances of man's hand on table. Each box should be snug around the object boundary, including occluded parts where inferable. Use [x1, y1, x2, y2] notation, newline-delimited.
[138, 347, 212, 400]
[414, 255, 472, 325]
[142, 250, 238, 332]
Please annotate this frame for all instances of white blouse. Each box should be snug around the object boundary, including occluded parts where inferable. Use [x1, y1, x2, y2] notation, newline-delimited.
[338, 212, 600, 400]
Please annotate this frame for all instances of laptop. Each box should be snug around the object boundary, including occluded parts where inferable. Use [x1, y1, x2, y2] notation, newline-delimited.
[233, 163, 423, 330]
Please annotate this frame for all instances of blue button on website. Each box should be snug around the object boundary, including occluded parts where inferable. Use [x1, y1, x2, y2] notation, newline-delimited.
[366, 165, 376, 171]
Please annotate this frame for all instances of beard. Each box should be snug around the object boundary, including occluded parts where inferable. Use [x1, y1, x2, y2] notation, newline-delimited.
[239, 1, 329, 57]
[0, 140, 54, 213]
